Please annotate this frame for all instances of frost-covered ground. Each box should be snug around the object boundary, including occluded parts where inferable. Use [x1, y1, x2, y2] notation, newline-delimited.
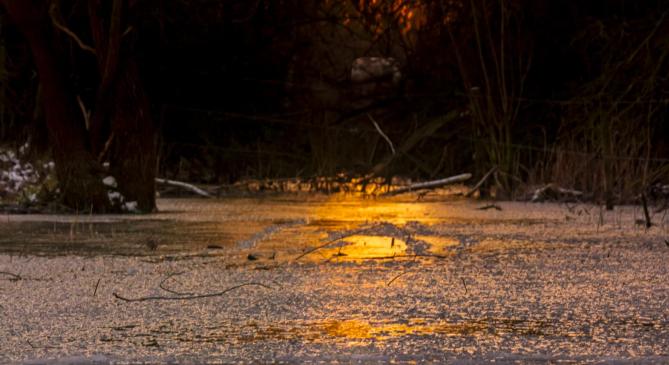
[1, 197, 668, 364]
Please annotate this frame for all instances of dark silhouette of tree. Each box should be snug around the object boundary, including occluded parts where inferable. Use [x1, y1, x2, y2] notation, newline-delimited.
[0, 0, 157, 212]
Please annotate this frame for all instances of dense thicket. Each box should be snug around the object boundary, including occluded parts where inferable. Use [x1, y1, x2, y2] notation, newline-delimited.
[1, 0, 668, 203]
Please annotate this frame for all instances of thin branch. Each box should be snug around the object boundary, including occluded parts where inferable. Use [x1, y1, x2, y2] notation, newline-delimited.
[122, 26, 134, 38]
[158, 272, 195, 296]
[49, 4, 96, 55]
[328, 253, 450, 261]
[294, 237, 346, 261]
[386, 271, 409, 286]
[97, 132, 115, 163]
[76, 95, 91, 130]
[113, 282, 271, 302]
[367, 114, 396, 155]
[93, 278, 101, 296]
[626, 11, 668, 65]
[465, 166, 497, 197]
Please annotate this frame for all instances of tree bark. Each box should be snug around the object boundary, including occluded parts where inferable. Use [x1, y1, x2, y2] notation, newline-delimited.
[108, 58, 158, 212]
[88, 0, 158, 212]
[1, 0, 111, 211]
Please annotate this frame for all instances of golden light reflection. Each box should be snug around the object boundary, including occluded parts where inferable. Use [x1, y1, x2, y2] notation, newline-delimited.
[416, 235, 459, 256]
[312, 195, 432, 227]
[322, 319, 373, 339]
[320, 235, 407, 260]
[319, 318, 551, 342]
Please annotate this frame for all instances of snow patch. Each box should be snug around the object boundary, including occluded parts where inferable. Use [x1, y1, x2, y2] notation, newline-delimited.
[107, 191, 123, 203]
[124, 201, 139, 212]
[0, 146, 47, 196]
[102, 176, 118, 188]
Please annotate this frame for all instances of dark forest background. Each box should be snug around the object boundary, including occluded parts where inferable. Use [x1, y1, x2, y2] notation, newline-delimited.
[1, 0, 668, 204]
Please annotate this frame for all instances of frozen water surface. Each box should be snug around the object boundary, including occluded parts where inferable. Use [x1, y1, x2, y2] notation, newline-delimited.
[1, 196, 668, 363]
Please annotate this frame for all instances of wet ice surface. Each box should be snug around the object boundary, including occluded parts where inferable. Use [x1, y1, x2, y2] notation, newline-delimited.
[1, 196, 669, 363]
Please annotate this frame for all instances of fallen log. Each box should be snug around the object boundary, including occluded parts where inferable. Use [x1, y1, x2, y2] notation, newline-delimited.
[155, 178, 213, 198]
[531, 183, 583, 202]
[381, 173, 472, 197]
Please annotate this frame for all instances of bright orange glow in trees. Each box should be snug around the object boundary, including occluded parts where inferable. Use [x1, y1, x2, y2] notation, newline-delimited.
[356, 0, 427, 34]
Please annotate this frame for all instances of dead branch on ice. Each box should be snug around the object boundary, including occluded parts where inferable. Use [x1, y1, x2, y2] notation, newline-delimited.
[477, 204, 502, 211]
[0, 271, 22, 281]
[531, 183, 583, 202]
[386, 271, 410, 286]
[159, 272, 195, 296]
[381, 173, 472, 197]
[155, 178, 213, 198]
[113, 282, 271, 302]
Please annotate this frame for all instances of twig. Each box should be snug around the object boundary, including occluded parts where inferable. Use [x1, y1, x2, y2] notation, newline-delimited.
[294, 238, 343, 261]
[294, 231, 363, 261]
[368, 110, 460, 177]
[0, 271, 21, 281]
[477, 204, 502, 211]
[367, 114, 396, 155]
[387, 271, 409, 286]
[159, 272, 195, 296]
[97, 132, 115, 163]
[113, 282, 271, 302]
[461, 278, 468, 294]
[76, 95, 91, 130]
[381, 173, 472, 196]
[93, 278, 101, 296]
[26, 339, 57, 350]
[49, 4, 96, 55]
[326, 253, 450, 261]
[155, 178, 213, 198]
[465, 166, 497, 197]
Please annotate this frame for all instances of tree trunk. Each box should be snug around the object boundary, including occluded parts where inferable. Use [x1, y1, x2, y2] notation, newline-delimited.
[1, 0, 112, 212]
[108, 58, 158, 212]
[88, 0, 158, 212]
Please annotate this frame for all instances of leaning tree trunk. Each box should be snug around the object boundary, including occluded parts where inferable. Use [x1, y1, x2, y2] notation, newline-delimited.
[1, 0, 111, 211]
[88, 0, 158, 212]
